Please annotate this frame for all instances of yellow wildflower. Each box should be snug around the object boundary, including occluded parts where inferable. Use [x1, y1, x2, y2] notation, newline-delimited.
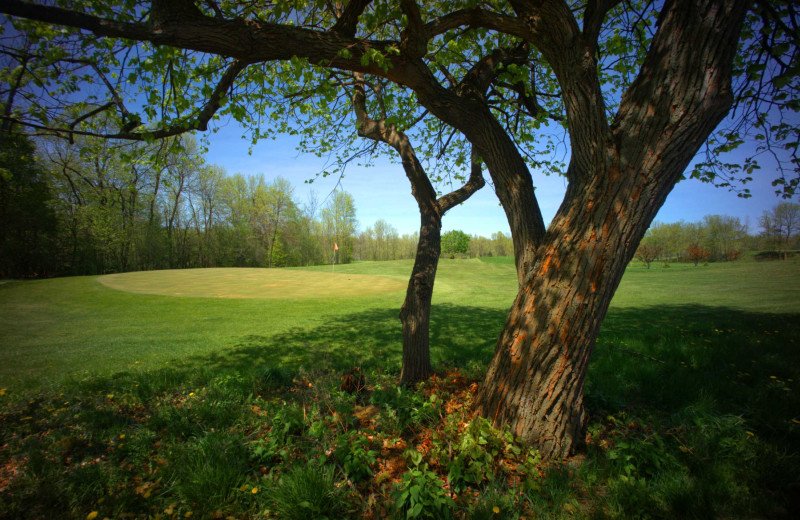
[251, 487, 259, 494]
[87, 512, 99, 520]
[493, 505, 500, 514]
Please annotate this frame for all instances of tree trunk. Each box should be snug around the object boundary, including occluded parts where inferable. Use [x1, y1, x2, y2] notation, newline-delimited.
[475, 165, 664, 457]
[399, 208, 441, 385]
[352, 76, 485, 385]
[475, 0, 747, 458]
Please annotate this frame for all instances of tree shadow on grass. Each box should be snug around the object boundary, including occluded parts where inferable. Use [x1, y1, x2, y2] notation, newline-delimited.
[179, 301, 799, 439]
[589, 304, 800, 446]
[191, 302, 509, 376]
[81, 301, 798, 510]
[103, 301, 798, 454]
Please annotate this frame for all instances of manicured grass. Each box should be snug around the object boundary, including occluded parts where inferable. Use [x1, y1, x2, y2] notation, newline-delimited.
[100, 268, 406, 299]
[1, 257, 799, 518]
[0, 259, 519, 389]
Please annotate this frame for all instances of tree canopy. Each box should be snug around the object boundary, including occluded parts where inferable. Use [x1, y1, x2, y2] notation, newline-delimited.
[2, 0, 798, 458]
[442, 229, 471, 257]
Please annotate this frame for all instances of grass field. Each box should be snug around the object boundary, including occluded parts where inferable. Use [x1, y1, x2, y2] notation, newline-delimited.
[1, 258, 799, 518]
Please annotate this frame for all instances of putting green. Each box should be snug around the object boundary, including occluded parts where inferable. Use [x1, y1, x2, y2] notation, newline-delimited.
[99, 268, 406, 299]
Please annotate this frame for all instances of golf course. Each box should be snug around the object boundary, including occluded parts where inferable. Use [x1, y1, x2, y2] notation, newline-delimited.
[1, 257, 799, 518]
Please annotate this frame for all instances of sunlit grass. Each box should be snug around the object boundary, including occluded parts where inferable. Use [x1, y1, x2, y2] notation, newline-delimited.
[100, 267, 406, 299]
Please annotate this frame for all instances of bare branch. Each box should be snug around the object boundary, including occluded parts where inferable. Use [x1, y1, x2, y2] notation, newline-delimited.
[204, 0, 223, 18]
[68, 102, 116, 133]
[2, 58, 248, 142]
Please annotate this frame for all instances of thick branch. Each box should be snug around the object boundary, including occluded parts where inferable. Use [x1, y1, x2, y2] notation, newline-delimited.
[352, 74, 438, 210]
[437, 147, 486, 213]
[400, 0, 427, 59]
[509, 0, 610, 181]
[424, 9, 535, 41]
[331, 0, 373, 37]
[614, 0, 748, 169]
[0, 0, 402, 83]
[460, 45, 530, 101]
[583, 0, 625, 52]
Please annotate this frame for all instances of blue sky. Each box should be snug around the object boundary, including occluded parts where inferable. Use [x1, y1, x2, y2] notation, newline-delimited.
[204, 123, 794, 237]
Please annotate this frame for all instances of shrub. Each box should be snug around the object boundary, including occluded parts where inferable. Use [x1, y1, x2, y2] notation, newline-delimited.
[370, 384, 441, 433]
[248, 403, 305, 464]
[391, 449, 454, 520]
[434, 417, 539, 494]
[251, 364, 294, 394]
[635, 243, 661, 269]
[686, 244, 711, 266]
[463, 483, 521, 520]
[333, 431, 377, 482]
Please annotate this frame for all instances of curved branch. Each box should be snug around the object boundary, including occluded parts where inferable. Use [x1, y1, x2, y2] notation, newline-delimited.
[352, 73, 438, 209]
[0, 0, 404, 82]
[437, 146, 485, 214]
[2, 58, 248, 142]
[583, 0, 625, 52]
[424, 8, 535, 41]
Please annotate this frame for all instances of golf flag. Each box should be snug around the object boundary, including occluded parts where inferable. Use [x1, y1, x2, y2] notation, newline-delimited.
[334, 242, 339, 251]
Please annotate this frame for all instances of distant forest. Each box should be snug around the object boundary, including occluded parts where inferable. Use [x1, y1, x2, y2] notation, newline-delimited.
[1, 133, 797, 278]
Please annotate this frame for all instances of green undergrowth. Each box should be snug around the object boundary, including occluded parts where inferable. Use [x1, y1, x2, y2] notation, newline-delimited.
[1, 305, 797, 518]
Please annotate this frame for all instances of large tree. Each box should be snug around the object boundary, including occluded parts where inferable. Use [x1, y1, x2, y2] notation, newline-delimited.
[1, 0, 797, 458]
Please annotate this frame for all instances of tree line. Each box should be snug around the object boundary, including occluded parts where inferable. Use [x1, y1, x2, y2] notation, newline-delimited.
[0, 132, 360, 277]
[0, 132, 518, 278]
[635, 203, 800, 268]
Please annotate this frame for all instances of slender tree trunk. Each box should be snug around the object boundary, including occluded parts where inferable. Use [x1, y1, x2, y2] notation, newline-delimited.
[399, 208, 441, 384]
[352, 76, 485, 385]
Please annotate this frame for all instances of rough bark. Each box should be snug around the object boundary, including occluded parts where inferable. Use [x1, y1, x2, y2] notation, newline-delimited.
[409, 81, 546, 285]
[476, 0, 749, 458]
